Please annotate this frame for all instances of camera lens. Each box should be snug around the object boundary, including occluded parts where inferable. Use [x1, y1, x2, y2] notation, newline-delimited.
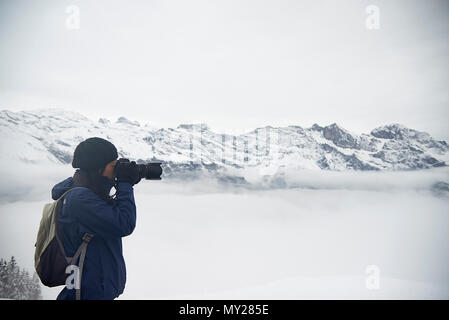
[137, 163, 162, 180]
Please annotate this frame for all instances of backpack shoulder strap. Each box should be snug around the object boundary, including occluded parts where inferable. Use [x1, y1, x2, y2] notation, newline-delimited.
[53, 186, 90, 267]
[69, 233, 94, 300]
[54, 186, 89, 248]
[56, 186, 88, 202]
[55, 186, 94, 300]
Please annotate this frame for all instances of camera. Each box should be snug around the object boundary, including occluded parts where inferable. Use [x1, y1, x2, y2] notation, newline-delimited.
[115, 158, 162, 180]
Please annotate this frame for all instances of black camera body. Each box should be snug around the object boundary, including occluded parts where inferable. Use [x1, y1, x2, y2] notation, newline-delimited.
[115, 158, 162, 181]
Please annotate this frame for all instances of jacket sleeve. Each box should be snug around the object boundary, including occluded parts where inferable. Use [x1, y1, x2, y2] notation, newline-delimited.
[68, 182, 137, 239]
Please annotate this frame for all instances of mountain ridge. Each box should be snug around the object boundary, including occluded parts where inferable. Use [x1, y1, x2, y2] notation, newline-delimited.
[1, 108, 448, 185]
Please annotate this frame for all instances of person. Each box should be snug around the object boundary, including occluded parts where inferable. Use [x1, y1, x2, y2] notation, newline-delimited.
[52, 137, 141, 300]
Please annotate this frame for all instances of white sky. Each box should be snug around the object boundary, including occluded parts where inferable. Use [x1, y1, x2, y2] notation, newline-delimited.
[0, 0, 448, 139]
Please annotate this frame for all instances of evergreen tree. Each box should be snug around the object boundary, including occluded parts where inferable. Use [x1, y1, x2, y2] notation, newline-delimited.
[0, 258, 8, 297]
[0, 256, 42, 300]
[29, 272, 43, 300]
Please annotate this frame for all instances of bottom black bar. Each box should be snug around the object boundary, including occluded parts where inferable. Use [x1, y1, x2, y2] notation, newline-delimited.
[0, 300, 447, 318]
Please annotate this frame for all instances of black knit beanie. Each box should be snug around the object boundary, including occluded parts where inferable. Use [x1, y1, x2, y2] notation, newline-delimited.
[72, 137, 118, 171]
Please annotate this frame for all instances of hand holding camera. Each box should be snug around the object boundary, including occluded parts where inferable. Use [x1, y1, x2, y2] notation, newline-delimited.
[115, 159, 141, 185]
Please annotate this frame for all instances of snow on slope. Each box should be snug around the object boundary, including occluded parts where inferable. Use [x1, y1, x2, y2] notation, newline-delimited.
[1, 108, 448, 187]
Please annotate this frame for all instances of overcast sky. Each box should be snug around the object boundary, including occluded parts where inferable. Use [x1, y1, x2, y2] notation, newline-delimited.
[0, 0, 448, 138]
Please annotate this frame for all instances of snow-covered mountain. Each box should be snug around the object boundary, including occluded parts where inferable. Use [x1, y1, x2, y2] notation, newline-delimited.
[1, 108, 448, 185]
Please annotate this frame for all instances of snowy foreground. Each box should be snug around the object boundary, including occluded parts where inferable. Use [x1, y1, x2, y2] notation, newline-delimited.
[0, 165, 448, 299]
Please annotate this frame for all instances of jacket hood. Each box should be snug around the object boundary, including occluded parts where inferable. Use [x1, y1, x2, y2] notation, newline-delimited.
[52, 177, 75, 200]
[51, 169, 115, 200]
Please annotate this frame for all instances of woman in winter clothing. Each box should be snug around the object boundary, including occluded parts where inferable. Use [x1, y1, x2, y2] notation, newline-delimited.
[54, 137, 140, 300]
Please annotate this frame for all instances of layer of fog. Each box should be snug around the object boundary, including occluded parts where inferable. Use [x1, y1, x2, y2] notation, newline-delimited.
[1, 163, 449, 204]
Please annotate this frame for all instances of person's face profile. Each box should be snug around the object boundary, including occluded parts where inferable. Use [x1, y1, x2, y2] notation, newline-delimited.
[100, 160, 118, 180]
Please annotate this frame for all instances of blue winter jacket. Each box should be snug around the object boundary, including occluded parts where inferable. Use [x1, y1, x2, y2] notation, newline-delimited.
[52, 169, 136, 300]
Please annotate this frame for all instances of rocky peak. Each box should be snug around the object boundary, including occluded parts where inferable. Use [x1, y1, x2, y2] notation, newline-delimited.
[311, 124, 323, 131]
[370, 123, 409, 140]
[177, 123, 210, 131]
[98, 118, 111, 125]
[116, 116, 140, 127]
[322, 123, 357, 149]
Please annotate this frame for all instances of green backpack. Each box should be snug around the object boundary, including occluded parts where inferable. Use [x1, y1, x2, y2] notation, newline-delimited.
[34, 186, 94, 300]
